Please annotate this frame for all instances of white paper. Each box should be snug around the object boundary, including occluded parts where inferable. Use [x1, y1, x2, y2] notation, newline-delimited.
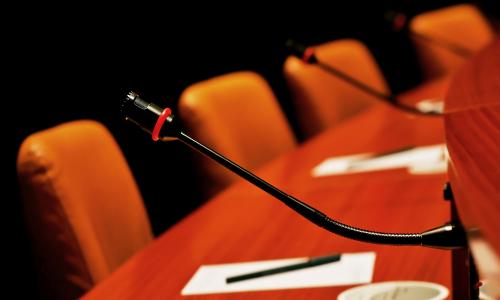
[312, 144, 447, 177]
[181, 252, 376, 295]
[416, 99, 444, 114]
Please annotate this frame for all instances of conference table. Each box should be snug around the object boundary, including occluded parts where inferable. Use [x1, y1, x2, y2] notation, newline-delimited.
[84, 74, 455, 299]
[445, 38, 500, 297]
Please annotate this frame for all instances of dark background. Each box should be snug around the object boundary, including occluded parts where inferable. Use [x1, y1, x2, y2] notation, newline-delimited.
[8, 1, 499, 297]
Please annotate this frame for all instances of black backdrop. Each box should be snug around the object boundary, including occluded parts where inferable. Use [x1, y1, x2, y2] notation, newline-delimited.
[9, 1, 498, 297]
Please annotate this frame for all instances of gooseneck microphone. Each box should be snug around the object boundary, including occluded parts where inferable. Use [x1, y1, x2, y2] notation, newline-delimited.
[123, 91, 465, 249]
[385, 11, 473, 58]
[286, 39, 443, 116]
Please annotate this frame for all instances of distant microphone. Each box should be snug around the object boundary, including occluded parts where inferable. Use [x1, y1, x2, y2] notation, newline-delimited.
[384, 10, 473, 58]
[122, 92, 466, 249]
[286, 39, 442, 116]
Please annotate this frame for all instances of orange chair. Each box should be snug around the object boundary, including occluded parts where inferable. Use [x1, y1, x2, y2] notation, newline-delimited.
[178, 71, 297, 197]
[283, 39, 390, 139]
[409, 4, 495, 79]
[17, 120, 153, 299]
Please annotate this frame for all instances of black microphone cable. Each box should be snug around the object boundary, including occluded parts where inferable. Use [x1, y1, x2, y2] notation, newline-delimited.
[285, 39, 444, 116]
[122, 92, 466, 250]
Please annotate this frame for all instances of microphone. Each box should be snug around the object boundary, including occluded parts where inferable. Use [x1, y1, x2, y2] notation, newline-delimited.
[384, 10, 473, 58]
[122, 92, 466, 249]
[286, 39, 443, 116]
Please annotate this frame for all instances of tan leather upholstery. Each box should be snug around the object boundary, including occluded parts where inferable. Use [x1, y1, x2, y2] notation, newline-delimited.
[17, 120, 153, 299]
[410, 4, 495, 79]
[283, 39, 390, 138]
[178, 71, 297, 197]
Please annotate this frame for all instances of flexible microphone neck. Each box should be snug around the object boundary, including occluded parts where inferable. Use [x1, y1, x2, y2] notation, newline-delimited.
[286, 39, 443, 116]
[123, 92, 465, 249]
[385, 11, 473, 58]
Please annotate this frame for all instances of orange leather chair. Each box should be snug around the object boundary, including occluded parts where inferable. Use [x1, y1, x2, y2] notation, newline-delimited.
[178, 71, 297, 197]
[17, 120, 153, 300]
[409, 4, 495, 79]
[283, 39, 390, 139]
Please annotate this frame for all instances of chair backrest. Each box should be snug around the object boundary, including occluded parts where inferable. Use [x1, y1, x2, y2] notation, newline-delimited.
[178, 71, 297, 197]
[283, 39, 390, 139]
[17, 120, 153, 299]
[409, 4, 495, 79]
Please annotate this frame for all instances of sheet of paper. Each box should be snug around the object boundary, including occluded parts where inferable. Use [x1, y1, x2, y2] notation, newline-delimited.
[312, 144, 447, 177]
[416, 99, 444, 114]
[181, 252, 376, 295]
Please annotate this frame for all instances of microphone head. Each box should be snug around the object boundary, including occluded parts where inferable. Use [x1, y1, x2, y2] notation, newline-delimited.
[122, 91, 160, 135]
[286, 39, 317, 63]
[124, 91, 155, 111]
[122, 91, 179, 140]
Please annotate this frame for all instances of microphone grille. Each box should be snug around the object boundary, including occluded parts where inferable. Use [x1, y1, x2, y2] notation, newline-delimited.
[126, 91, 138, 102]
[125, 91, 149, 110]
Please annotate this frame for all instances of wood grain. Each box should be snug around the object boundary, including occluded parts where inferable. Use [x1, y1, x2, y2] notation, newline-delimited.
[445, 39, 500, 256]
[84, 83, 452, 299]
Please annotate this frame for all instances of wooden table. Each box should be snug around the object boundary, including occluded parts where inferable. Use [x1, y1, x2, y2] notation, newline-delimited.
[84, 76, 454, 299]
[445, 38, 500, 293]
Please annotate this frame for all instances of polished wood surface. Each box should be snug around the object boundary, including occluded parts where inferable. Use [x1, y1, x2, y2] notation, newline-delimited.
[85, 85, 452, 299]
[445, 39, 500, 255]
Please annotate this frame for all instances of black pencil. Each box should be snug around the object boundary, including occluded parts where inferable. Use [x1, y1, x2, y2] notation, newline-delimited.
[226, 253, 341, 284]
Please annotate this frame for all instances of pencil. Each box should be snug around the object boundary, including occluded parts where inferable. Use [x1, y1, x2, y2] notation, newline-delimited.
[226, 253, 341, 284]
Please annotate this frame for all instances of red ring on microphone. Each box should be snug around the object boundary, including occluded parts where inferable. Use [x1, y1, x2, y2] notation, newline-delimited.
[302, 47, 315, 63]
[152, 107, 172, 141]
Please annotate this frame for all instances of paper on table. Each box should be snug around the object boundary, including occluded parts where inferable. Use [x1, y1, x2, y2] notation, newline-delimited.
[181, 252, 376, 295]
[416, 98, 444, 114]
[312, 144, 447, 177]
